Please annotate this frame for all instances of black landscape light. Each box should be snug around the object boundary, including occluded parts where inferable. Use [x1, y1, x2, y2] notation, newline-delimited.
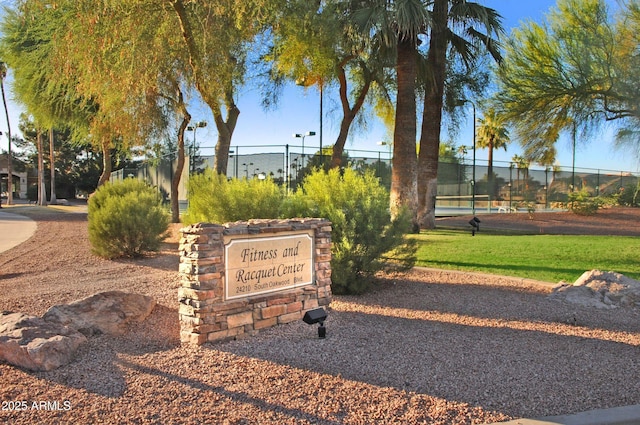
[468, 216, 481, 236]
[303, 308, 327, 339]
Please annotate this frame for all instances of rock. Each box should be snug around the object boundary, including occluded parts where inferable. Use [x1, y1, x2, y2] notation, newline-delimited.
[0, 312, 87, 371]
[549, 270, 640, 309]
[1, 291, 156, 371]
[43, 291, 156, 336]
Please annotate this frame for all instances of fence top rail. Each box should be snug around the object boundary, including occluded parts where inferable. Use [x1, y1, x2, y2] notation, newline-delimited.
[136, 144, 639, 178]
[436, 194, 491, 200]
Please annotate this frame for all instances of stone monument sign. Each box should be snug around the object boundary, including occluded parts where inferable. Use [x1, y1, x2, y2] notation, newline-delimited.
[179, 219, 332, 345]
[225, 231, 314, 300]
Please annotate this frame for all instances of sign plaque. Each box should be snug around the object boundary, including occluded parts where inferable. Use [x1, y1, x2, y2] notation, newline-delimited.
[224, 231, 314, 300]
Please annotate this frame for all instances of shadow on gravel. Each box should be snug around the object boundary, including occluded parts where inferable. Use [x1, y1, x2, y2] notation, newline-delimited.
[111, 250, 180, 272]
[0, 272, 25, 280]
[114, 358, 345, 425]
[215, 278, 640, 418]
[30, 305, 181, 398]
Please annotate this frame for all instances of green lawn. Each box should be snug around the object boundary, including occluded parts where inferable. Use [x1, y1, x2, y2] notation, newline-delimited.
[413, 229, 640, 283]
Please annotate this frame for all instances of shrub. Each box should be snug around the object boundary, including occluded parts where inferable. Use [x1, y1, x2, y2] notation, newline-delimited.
[566, 188, 603, 215]
[282, 168, 416, 295]
[617, 183, 640, 207]
[183, 170, 284, 225]
[88, 179, 170, 258]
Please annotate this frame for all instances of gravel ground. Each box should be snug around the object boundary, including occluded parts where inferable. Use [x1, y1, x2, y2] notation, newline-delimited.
[1, 207, 640, 424]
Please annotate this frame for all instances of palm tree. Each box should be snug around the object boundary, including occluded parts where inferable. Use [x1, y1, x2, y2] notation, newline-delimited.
[511, 154, 529, 195]
[476, 107, 510, 198]
[352, 0, 429, 230]
[417, 0, 503, 228]
[0, 61, 12, 205]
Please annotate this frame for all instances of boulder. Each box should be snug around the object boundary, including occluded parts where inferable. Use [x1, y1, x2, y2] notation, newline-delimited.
[1, 291, 156, 371]
[0, 312, 87, 371]
[549, 270, 640, 309]
[43, 291, 156, 336]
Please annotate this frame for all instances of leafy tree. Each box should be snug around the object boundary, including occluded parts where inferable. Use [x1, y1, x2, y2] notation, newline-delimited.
[0, 4, 84, 203]
[417, 0, 503, 229]
[17, 115, 121, 197]
[6, 1, 202, 221]
[495, 0, 640, 165]
[69, 0, 194, 221]
[476, 107, 510, 197]
[269, 0, 391, 169]
[55, 1, 175, 187]
[171, 0, 282, 175]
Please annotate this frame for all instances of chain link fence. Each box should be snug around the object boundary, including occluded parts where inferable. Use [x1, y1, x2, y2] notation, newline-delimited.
[111, 144, 639, 214]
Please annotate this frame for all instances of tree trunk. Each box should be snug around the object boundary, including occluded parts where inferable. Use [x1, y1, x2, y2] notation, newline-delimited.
[417, 0, 448, 229]
[213, 92, 240, 175]
[98, 138, 112, 187]
[487, 139, 495, 198]
[331, 61, 371, 169]
[1, 78, 12, 205]
[171, 0, 239, 177]
[172, 91, 190, 223]
[390, 38, 419, 232]
[331, 117, 354, 169]
[49, 127, 56, 204]
[37, 131, 47, 206]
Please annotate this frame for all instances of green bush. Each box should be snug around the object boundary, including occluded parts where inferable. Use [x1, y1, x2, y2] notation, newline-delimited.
[183, 170, 284, 225]
[567, 188, 603, 215]
[617, 183, 640, 207]
[282, 168, 416, 295]
[88, 179, 170, 258]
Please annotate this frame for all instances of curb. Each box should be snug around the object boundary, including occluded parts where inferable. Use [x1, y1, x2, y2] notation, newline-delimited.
[0, 211, 37, 254]
[486, 404, 640, 425]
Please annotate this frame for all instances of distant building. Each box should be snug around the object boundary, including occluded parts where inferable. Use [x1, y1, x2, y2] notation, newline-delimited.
[0, 153, 28, 199]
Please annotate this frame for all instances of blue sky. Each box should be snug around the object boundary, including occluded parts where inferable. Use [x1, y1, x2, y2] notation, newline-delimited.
[2, 0, 637, 173]
[212, 0, 637, 173]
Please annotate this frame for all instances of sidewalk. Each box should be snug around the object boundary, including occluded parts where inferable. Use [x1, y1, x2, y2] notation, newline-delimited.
[0, 210, 37, 253]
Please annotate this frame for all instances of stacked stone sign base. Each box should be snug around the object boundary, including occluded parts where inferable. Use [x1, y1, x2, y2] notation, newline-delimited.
[179, 218, 332, 345]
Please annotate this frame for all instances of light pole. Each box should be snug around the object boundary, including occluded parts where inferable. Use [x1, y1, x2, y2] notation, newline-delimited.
[295, 77, 323, 164]
[291, 158, 299, 187]
[293, 131, 316, 168]
[242, 162, 253, 179]
[377, 141, 392, 180]
[228, 149, 236, 180]
[186, 120, 207, 174]
[571, 122, 576, 192]
[229, 146, 240, 179]
[458, 99, 476, 214]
